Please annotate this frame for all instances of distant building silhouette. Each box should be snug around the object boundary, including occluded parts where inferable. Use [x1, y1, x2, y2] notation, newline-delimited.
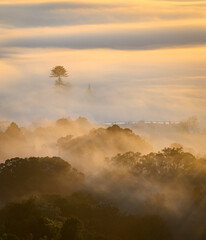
[87, 84, 93, 94]
[104, 120, 180, 126]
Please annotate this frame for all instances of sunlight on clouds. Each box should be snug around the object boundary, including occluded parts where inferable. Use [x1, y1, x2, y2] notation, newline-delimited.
[0, 0, 128, 4]
[0, 0, 206, 122]
[0, 61, 20, 86]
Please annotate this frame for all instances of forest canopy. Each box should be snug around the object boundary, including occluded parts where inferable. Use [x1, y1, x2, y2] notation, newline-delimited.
[0, 119, 206, 239]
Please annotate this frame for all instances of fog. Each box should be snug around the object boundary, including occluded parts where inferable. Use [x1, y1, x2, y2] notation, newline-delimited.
[1, 115, 206, 239]
[1, 0, 206, 238]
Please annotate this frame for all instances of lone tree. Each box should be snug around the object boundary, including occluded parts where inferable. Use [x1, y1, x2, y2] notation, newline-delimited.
[50, 66, 68, 86]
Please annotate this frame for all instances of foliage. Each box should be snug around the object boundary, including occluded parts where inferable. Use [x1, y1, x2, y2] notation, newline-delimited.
[50, 66, 68, 86]
[0, 195, 172, 240]
[0, 157, 84, 202]
[57, 125, 153, 168]
[110, 148, 197, 180]
[50, 66, 68, 78]
[1, 143, 206, 239]
[0, 199, 61, 240]
[60, 217, 83, 240]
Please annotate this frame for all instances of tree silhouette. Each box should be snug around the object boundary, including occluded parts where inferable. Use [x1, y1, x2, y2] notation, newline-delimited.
[50, 66, 68, 86]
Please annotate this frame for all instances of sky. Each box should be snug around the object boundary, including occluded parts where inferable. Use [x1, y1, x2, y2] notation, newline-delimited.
[0, 0, 206, 124]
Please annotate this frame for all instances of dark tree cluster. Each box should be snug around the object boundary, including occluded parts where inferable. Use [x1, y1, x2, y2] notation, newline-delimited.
[109, 148, 206, 240]
[0, 157, 84, 203]
[0, 194, 172, 240]
[1, 122, 206, 240]
[110, 148, 197, 180]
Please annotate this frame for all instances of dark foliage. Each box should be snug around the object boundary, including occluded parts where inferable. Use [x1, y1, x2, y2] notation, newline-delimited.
[0, 195, 172, 240]
[0, 157, 84, 202]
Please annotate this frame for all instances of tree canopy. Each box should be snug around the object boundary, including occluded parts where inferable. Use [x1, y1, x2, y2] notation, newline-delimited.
[50, 66, 68, 86]
[0, 157, 84, 202]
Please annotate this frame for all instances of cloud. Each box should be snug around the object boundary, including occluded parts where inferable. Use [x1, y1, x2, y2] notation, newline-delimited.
[0, 2, 128, 28]
[158, 0, 206, 2]
[0, 49, 10, 58]
[2, 25, 206, 50]
[0, 61, 20, 85]
[0, 1, 205, 28]
[156, 0, 206, 7]
[0, 46, 206, 124]
[0, 1, 206, 124]
[1, 74, 205, 124]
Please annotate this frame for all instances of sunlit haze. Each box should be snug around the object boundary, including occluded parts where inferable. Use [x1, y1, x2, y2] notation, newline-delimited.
[1, 2, 206, 240]
[0, 0, 206, 124]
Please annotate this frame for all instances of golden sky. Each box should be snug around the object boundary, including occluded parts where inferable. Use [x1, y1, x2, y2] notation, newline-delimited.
[0, 0, 206, 122]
